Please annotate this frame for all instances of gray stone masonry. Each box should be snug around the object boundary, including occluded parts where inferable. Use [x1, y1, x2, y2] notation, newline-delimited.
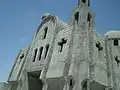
[1, 0, 120, 90]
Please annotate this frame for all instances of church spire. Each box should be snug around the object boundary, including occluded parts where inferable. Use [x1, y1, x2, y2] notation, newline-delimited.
[78, 0, 90, 7]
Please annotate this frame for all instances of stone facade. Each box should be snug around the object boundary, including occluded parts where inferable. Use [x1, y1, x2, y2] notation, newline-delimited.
[1, 0, 120, 90]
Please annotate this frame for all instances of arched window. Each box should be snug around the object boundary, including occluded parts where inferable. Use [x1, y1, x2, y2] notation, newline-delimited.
[74, 12, 79, 23]
[87, 13, 92, 22]
[78, 0, 90, 6]
[81, 80, 87, 90]
[39, 47, 43, 61]
[87, 13, 92, 27]
[68, 78, 75, 90]
[33, 49, 38, 62]
[44, 44, 49, 59]
[43, 27, 48, 39]
[82, 0, 86, 3]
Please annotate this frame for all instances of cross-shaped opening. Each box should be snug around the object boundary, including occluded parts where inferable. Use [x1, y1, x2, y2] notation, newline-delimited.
[96, 41, 103, 51]
[58, 38, 67, 52]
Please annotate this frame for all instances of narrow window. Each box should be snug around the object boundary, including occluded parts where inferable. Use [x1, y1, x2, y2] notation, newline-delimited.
[114, 40, 118, 46]
[39, 47, 43, 60]
[82, 80, 87, 90]
[74, 12, 79, 23]
[69, 79, 75, 90]
[33, 49, 38, 62]
[88, 0, 90, 6]
[82, 0, 86, 3]
[44, 44, 49, 59]
[87, 13, 92, 26]
[87, 13, 92, 22]
[43, 27, 48, 39]
[70, 79, 73, 86]
[83, 81, 87, 88]
[78, 0, 89, 6]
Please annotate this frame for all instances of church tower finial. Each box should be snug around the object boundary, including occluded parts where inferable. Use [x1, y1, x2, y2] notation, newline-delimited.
[78, 0, 90, 7]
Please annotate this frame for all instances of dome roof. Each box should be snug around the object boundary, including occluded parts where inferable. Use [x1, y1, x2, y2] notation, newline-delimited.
[42, 13, 50, 20]
[104, 31, 120, 38]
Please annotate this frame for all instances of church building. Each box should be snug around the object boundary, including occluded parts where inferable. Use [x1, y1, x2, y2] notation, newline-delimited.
[1, 0, 120, 90]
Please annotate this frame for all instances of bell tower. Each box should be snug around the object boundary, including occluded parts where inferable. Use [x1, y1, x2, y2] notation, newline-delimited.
[68, 0, 95, 90]
[73, 0, 93, 29]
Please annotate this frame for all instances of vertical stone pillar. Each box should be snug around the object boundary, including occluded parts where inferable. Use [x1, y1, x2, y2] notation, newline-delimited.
[41, 79, 48, 90]
[21, 71, 28, 90]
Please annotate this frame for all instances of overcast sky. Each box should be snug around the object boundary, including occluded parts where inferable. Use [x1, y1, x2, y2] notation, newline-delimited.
[0, 0, 120, 82]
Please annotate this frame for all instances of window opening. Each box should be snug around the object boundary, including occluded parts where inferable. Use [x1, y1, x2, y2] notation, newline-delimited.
[70, 79, 73, 86]
[82, 80, 87, 90]
[96, 41, 103, 51]
[74, 12, 79, 23]
[44, 44, 49, 59]
[115, 56, 120, 67]
[39, 47, 43, 61]
[114, 39, 118, 46]
[33, 49, 38, 62]
[82, 0, 86, 3]
[87, 13, 92, 27]
[20, 54, 24, 59]
[78, 0, 89, 6]
[78, 0, 80, 5]
[88, 0, 90, 6]
[58, 38, 67, 52]
[43, 27, 48, 39]
[69, 78, 75, 90]
[83, 81, 87, 88]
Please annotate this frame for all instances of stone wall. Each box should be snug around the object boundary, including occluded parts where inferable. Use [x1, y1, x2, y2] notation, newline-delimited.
[0, 82, 9, 90]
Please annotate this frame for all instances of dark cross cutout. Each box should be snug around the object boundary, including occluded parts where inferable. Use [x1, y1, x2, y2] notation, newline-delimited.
[58, 38, 67, 52]
[115, 56, 120, 67]
[20, 54, 24, 59]
[96, 41, 103, 51]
